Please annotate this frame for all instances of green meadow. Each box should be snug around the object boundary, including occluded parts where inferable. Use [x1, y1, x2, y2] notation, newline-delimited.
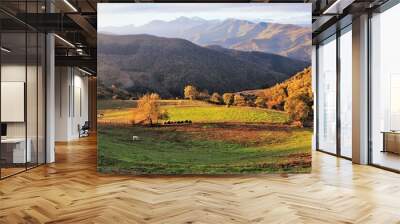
[98, 125, 311, 174]
[97, 100, 312, 174]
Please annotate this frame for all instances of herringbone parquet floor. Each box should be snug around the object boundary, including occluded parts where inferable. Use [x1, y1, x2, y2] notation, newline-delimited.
[1, 136, 400, 224]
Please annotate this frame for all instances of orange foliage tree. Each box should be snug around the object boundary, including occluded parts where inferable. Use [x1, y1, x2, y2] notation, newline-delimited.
[264, 67, 313, 125]
[184, 85, 199, 100]
[135, 93, 161, 125]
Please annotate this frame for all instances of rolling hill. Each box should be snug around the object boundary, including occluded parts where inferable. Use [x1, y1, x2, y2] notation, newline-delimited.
[99, 17, 311, 62]
[98, 34, 309, 99]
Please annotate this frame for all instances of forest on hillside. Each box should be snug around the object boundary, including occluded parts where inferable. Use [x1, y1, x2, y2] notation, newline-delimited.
[97, 34, 309, 99]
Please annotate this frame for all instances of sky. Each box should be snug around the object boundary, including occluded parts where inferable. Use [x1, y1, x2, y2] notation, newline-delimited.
[98, 3, 311, 28]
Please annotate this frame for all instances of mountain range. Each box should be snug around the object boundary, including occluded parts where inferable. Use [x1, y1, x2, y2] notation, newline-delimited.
[99, 17, 311, 62]
[98, 34, 309, 99]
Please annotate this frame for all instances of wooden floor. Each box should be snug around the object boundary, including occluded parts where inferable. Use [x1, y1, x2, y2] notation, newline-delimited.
[1, 167, 26, 178]
[372, 151, 400, 171]
[1, 136, 400, 224]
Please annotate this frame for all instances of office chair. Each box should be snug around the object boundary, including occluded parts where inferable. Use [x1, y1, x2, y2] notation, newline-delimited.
[79, 121, 90, 138]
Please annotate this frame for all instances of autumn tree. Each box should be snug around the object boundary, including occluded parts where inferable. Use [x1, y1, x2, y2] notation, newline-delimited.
[222, 93, 234, 106]
[233, 94, 247, 106]
[255, 97, 266, 108]
[264, 85, 287, 110]
[262, 66, 312, 111]
[184, 85, 199, 100]
[135, 93, 162, 125]
[257, 67, 313, 125]
[284, 92, 311, 125]
[210, 92, 223, 104]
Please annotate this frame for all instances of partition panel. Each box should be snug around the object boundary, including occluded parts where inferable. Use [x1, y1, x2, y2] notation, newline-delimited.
[0, 31, 27, 178]
[0, 4, 47, 179]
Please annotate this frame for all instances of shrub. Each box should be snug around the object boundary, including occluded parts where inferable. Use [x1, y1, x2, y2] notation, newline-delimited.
[210, 92, 223, 104]
[233, 94, 247, 106]
[184, 85, 199, 100]
[222, 93, 234, 106]
[159, 109, 169, 120]
[255, 97, 266, 108]
[198, 89, 210, 100]
[284, 93, 311, 125]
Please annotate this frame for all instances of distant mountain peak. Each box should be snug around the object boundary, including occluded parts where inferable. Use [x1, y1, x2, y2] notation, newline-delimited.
[191, 16, 206, 21]
[223, 18, 254, 24]
[174, 16, 206, 22]
[145, 19, 166, 26]
[174, 16, 193, 21]
[99, 18, 311, 61]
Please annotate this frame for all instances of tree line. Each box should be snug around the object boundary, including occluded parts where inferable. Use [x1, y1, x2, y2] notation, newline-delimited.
[134, 67, 312, 126]
[183, 85, 266, 107]
[183, 67, 312, 125]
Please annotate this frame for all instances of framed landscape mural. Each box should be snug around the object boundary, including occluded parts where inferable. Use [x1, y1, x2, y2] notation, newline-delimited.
[97, 3, 313, 174]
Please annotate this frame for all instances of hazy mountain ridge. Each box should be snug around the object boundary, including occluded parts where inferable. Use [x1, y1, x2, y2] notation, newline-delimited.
[99, 17, 311, 61]
[98, 34, 309, 99]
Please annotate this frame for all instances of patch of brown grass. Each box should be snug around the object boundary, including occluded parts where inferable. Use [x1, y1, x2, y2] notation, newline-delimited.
[172, 123, 293, 147]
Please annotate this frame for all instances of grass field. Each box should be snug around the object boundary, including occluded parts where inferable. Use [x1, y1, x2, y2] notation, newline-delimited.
[162, 105, 288, 123]
[98, 100, 289, 124]
[97, 99, 311, 174]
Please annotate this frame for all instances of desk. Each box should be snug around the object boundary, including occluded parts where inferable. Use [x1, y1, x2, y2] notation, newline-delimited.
[1, 138, 31, 163]
[382, 131, 400, 154]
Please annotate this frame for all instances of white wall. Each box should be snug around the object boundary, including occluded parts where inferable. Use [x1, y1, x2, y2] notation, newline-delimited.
[55, 67, 89, 141]
[72, 73, 89, 138]
[55, 66, 70, 141]
[1, 63, 46, 164]
[1, 65, 42, 139]
[1, 65, 26, 138]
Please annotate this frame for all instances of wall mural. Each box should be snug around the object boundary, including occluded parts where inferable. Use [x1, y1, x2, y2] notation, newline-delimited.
[97, 3, 313, 174]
